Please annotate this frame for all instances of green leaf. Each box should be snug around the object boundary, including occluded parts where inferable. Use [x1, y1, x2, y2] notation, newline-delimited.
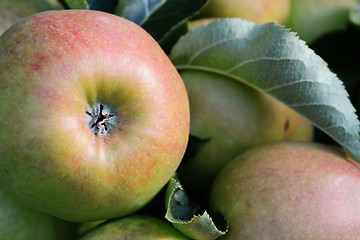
[63, 0, 89, 9]
[165, 176, 227, 240]
[114, 0, 166, 25]
[169, 19, 360, 161]
[115, 0, 208, 42]
[141, 0, 208, 41]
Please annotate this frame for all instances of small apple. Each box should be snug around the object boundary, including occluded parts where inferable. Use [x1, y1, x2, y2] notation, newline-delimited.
[197, 0, 290, 24]
[177, 70, 313, 196]
[0, 0, 62, 34]
[0, 10, 190, 222]
[0, 189, 77, 240]
[79, 215, 190, 239]
[209, 141, 360, 239]
[285, 0, 358, 43]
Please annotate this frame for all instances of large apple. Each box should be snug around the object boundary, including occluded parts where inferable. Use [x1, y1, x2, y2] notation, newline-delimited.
[177, 70, 313, 196]
[0, 0, 62, 34]
[209, 141, 360, 239]
[0, 10, 190, 222]
[197, 0, 290, 24]
[0, 189, 77, 240]
[79, 215, 190, 239]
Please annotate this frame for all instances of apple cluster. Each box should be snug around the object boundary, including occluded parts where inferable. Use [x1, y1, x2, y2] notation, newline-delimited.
[0, 1, 359, 240]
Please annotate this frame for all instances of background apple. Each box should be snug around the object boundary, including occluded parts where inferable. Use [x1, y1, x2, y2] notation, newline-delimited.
[285, 0, 358, 43]
[0, 189, 77, 240]
[0, 10, 190, 222]
[0, 0, 62, 34]
[79, 215, 190, 239]
[209, 141, 360, 239]
[177, 70, 313, 197]
[197, 0, 290, 24]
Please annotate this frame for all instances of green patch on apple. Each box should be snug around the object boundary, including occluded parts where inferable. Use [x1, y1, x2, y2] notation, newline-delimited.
[197, 0, 290, 25]
[79, 215, 190, 239]
[286, 0, 358, 43]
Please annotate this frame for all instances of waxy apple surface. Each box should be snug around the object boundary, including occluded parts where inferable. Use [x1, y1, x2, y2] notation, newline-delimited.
[210, 141, 360, 239]
[0, 10, 190, 222]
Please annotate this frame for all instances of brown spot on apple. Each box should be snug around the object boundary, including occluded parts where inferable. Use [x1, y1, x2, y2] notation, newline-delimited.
[284, 118, 290, 134]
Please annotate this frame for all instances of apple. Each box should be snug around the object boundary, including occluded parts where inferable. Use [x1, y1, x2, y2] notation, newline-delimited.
[0, 189, 77, 240]
[177, 70, 313, 196]
[197, 0, 290, 24]
[285, 0, 358, 43]
[79, 215, 190, 239]
[0, 0, 62, 34]
[0, 10, 190, 222]
[209, 141, 360, 239]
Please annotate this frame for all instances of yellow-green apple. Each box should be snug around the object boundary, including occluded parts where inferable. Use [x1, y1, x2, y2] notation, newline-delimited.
[285, 0, 358, 43]
[0, 189, 77, 240]
[0, 10, 190, 222]
[210, 141, 360, 239]
[79, 215, 190, 239]
[198, 0, 290, 24]
[0, 0, 62, 34]
[177, 70, 313, 196]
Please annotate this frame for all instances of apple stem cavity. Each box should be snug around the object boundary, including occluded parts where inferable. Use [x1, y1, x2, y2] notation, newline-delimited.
[86, 103, 117, 136]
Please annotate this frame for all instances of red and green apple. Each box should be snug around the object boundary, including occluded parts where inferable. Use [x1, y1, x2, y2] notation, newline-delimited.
[210, 141, 360, 239]
[0, 10, 190, 222]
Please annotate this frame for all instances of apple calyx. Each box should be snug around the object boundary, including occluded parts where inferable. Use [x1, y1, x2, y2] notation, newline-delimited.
[86, 103, 117, 136]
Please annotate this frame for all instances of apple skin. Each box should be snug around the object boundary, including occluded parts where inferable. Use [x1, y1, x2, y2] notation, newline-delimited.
[0, 189, 78, 240]
[198, 0, 290, 24]
[177, 70, 313, 196]
[209, 141, 360, 239]
[0, 0, 62, 34]
[79, 215, 190, 240]
[285, 0, 357, 43]
[0, 10, 190, 222]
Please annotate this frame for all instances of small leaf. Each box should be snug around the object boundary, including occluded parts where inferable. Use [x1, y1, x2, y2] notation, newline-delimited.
[115, 0, 208, 43]
[169, 19, 360, 161]
[63, 0, 89, 9]
[165, 176, 227, 240]
[114, 0, 166, 25]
